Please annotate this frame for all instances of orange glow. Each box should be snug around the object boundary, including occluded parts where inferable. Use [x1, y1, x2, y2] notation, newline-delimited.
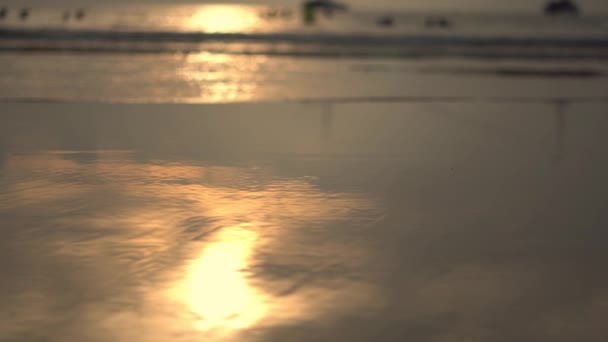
[188, 5, 259, 33]
[185, 224, 266, 332]
[3, 152, 380, 339]
[178, 52, 265, 102]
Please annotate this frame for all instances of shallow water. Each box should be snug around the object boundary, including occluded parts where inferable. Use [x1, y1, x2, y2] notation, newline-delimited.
[1, 52, 607, 104]
[1, 2, 608, 340]
[1, 102, 607, 341]
[2, 3, 608, 104]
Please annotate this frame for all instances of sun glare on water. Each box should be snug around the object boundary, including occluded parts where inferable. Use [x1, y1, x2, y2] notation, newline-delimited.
[170, 223, 267, 337]
[188, 5, 260, 33]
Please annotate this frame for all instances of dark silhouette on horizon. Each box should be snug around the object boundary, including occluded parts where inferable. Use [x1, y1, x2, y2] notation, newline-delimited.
[75, 9, 85, 20]
[544, 0, 579, 16]
[302, 0, 348, 24]
[376, 16, 394, 28]
[19, 8, 29, 21]
[425, 16, 451, 28]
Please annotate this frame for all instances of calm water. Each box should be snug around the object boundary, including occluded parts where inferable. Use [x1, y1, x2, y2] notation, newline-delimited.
[1, 2, 608, 341]
[2, 52, 608, 103]
[1, 3, 608, 103]
[1, 102, 608, 341]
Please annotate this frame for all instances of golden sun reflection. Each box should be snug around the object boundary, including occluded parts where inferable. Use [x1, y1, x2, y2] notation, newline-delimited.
[188, 5, 259, 33]
[179, 224, 266, 333]
[179, 52, 266, 102]
[3, 153, 381, 339]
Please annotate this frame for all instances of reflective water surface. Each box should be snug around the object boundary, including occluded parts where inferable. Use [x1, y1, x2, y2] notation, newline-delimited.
[0, 150, 381, 341]
[3, 51, 608, 104]
[1, 102, 608, 341]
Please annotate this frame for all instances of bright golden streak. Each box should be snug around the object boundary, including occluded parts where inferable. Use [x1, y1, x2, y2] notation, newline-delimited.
[185, 224, 266, 332]
[188, 5, 258, 33]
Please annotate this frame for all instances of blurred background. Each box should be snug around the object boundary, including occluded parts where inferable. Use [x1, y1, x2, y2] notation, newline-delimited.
[0, 0, 607, 102]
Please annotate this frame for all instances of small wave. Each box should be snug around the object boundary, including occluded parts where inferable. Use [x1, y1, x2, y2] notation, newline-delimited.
[1, 27, 608, 59]
[2, 27, 608, 46]
[418, 66, 606, 77]
[3, 95, 608, 105]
